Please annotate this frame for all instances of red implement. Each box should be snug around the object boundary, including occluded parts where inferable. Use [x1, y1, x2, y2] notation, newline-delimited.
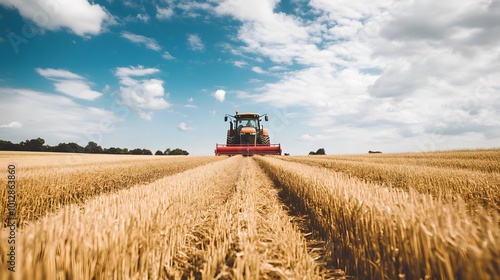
[215, 144, 281, 156]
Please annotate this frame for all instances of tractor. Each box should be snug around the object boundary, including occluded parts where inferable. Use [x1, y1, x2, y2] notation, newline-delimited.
[215, 110, 281, 156]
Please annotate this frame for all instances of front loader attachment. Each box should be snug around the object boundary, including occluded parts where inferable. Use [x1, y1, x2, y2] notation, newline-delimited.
[215, 144, 281, 156]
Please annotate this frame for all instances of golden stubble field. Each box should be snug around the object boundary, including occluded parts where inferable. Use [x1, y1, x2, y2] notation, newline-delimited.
[0, 149, 499, 280]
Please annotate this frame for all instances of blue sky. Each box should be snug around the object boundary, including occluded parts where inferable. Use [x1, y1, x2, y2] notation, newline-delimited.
[0, 0, 499, 155]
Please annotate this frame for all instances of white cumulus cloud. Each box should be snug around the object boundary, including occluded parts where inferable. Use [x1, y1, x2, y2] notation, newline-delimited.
[162, 51, 175, 60]
[35, 68, 83, 79]
[0, 0, 113, 36]
[0, 121, 23, 128]
[225, 0, 500, 152]
[53, 80, 102, 101]
[214, 0, 310, 64]
[298, 134, 331, 142]
[156, 6, 174, 20]
[184, 97, 197, 108]
[234, 61, 247, 67]
[0, 88, 121, 144]
[36, 68, 102, 100]
[115, 65, 159, 77]
[187, 34, 205, 51]
[121, 32, 161, 51]
[251, 66, 266, 74]
[121, 32, 175, 60]
[115, 66, 170, 121]
[213, 89, 226, 102]
[136, 13, 149, 23]
[178, 122, 193, 132]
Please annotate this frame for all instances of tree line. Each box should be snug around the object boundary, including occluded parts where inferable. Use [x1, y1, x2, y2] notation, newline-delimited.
[309, 148, 326, 155]
[0, 137, 189, 156]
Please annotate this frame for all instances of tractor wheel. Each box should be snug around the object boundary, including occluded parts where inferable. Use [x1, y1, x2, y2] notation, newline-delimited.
[260, 135, 270, 145]
[226, 135, 236, 145]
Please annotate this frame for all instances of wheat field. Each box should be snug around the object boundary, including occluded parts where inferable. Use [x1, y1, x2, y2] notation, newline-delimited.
[0, 149, 499, 279]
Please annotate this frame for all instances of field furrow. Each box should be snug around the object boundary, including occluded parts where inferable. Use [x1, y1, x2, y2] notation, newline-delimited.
[356, 149, 499, 160]
[0, 152, 166, 171]
[187, 157, 322, 279]
[256, 156, 500, 280]
[0, 156, 331, 279]
[321, 156, 500, 173]
[0, 155, 223, 225]
[1, 150, 498, 279]
[282, 156, 500, 211]
[0, 156, 241, 279]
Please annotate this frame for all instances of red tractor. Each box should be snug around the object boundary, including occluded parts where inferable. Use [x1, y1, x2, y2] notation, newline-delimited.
[215, 111, 282, 156]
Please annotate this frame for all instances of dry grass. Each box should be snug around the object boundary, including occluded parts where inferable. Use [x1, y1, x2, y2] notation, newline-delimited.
[188, 157, 322, 279]
[256, 156, 500, 280]
[0, 156, 242, 279]
[318, 149, 500, 173]
[0, 153, 223, 226]
[283, 151, 500, 212]
[1, 150, 498, 279]
[0, 156, 326, 279]
[0, 151, 68, 158]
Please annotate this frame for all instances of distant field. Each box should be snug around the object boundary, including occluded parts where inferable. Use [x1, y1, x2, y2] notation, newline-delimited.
[0, 150, 498, 279]
[0, 151, 68, 158]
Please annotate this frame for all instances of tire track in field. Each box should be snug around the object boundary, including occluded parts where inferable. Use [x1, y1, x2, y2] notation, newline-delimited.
[254, 156, 353, 280]
[0, 156, 242, 279]
[312, 151, 500, 173]
[177, 157, 326, 279]
[282, 156, 500, 212]
[0, 156, 223, 227]
[255, 156, 500, 280]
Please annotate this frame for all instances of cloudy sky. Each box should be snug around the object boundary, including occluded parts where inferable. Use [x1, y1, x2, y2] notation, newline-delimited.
[0, 0, 499, 155]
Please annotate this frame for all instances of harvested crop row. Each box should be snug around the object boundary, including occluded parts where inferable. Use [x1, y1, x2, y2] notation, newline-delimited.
[283, 156, 500, 212]
[358, 149, 500, 160]
[181, 157, 322, 279]
[414, 149, 500, 160]
[321, 155, 500, 173]
[0, 155, 224, 226]
[256, 156, 500, 280]
[0, 152, 163, 171]
[0, 156, 242, 279]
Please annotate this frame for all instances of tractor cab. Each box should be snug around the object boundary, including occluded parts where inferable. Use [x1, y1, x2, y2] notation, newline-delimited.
[235, 114, 260, 145]
[237, 118, 258, 129]
[215, 110, 280, 156]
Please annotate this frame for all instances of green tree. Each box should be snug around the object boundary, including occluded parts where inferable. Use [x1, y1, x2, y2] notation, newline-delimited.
[309, 148, 325, 155]
[130, 148, 153, 155]
[155, 150, 164, 155]
[164, 148, 189, 155]
[21, 137, 46, 151]
[105, 147, 127, 154]
[316, 148, 326, 155]
[84, 141, 103, 153]
[51, 142, 84, 153]
[0, 140, 19, 151]
[130, 148, 143, 155]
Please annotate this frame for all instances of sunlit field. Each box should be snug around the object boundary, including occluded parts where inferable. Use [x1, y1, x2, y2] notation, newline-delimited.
[1, 150, 499, 279]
